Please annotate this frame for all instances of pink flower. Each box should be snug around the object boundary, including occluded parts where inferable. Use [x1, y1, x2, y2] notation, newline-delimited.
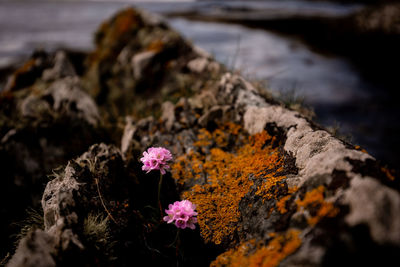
[163, 200, 198, 230]
[140, 147, 173, 175]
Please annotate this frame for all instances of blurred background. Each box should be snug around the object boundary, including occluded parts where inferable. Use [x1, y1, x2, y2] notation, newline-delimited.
[0, 0, 399, 170]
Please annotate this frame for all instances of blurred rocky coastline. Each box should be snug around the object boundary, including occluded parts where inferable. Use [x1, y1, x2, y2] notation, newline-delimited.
[166, 1, 400, 91]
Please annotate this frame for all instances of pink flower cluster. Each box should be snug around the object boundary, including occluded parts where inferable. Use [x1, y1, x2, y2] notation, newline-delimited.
[163, 200, 198, 229]
[140, 147, 173, 175]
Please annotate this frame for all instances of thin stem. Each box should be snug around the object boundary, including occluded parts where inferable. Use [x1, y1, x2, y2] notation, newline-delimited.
[175, 230, 181, 258]
[167, 229, 180, 248]
[95, 178, 118, 225]
[158, 172, 163, 216]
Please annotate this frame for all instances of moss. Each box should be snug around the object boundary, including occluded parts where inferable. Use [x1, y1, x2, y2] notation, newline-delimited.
[210, 229, 301, 267]
[295, 185, 339, 226]
[83, 213, 110, 248]
[172, 124, 288, 245]
[12, 207, 44, 248]
[83, 213, 116, 261]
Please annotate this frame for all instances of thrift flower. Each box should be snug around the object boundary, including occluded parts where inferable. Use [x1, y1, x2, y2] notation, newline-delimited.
[140, 147, 173, 175]
[163, 200, 198, 230]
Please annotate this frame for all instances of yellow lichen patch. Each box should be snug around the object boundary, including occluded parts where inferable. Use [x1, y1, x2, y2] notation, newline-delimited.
[174, 125, 287, 244]
[211, 229, 302, 267]
[296, 185, 339, 226]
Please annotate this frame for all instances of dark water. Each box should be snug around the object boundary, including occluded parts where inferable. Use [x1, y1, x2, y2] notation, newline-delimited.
[0, 0, 398, 169]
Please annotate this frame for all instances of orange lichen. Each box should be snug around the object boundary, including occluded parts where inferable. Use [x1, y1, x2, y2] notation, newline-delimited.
[381, 167, 395, 181]
[211, 240, 258, 267]
[173, 124, 287, 244]
[172, 151, 205, 185]
[193, 128, 213, 148]
[276, 195, 291, 214]
[6, 59, 36, 91]
[289, 186, 298, 194]
[146, 39, 164, 53]
[354, 145, 368, 154]
[87, 8, 140, 67]
[211, 229, 302, 267]
[275, 186, 298, 214]
[227, 122, 241, 136]
[213, 128, 229, 147]
[111, 8, 139, 39]
[296, 185, 339, 225]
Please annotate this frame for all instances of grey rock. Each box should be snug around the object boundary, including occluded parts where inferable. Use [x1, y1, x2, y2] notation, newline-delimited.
[161, 101, 176, 131]
[20, 77, 99, 126]
[7, 230, 56, 267]
[121, 116, 137, 156]
[42, 51, 76, 82]
[131, 51, 157, 80]
[187, 57, 209, 73]
[342, 176, 400, 245]
[8, 144, 124, 265]
[198, 105, 223, 127]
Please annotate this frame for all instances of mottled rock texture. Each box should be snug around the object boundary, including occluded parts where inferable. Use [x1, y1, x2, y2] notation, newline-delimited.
[4, 7, 400, 267]
[0, 50, 106, 258]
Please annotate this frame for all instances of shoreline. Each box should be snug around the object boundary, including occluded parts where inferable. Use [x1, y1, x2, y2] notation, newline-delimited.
[166, 2, 400, 91]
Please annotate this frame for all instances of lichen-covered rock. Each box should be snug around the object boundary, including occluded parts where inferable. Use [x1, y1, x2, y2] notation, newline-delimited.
[5, 6, 400, 267]
[8, 144, 129, 266]
[122, 67, 400, 266]
[9, 141, 220, 266]
[83, 8, 223, 121]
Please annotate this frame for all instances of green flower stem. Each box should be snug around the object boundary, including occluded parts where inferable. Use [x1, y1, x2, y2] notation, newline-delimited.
[158, 172, 163, 216]
[167, 229, 180, 248]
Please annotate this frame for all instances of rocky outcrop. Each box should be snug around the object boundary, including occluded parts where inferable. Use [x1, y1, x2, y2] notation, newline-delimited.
[83, 8, 222, 122]
[3, 7, 400, 267]
[121, 71, 400, 266]
[0, 50, 105, 258]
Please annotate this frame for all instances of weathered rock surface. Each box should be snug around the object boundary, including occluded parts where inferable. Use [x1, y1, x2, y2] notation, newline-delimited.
[0, 50, 105, 258]
[122, 70, 400, 266]
[3, 7, 400, 267]
[83, 8, 223, 122]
